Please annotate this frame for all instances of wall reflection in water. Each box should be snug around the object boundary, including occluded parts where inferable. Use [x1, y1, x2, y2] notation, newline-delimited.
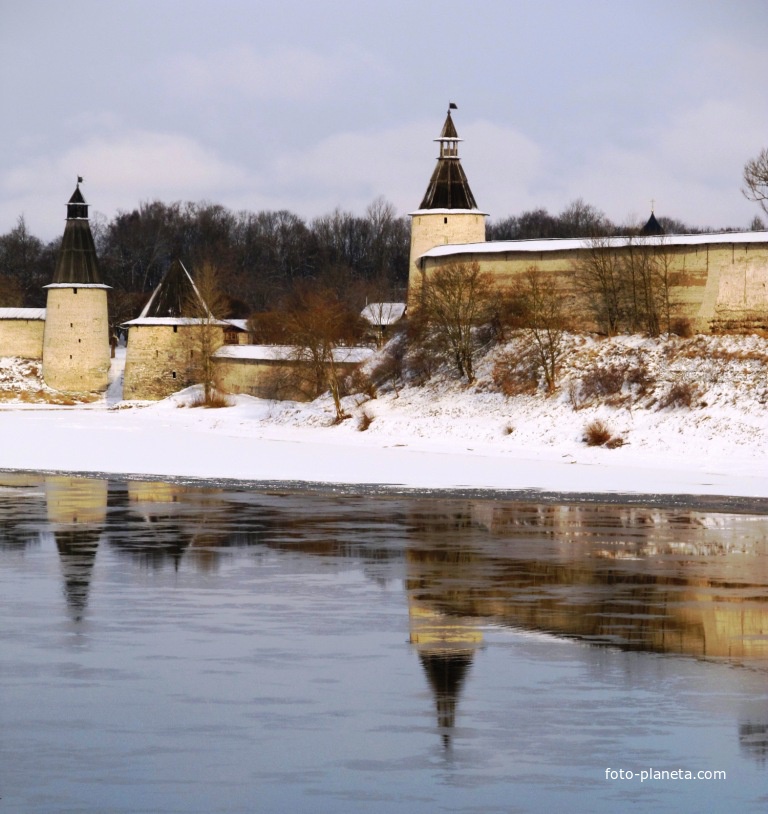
[1, 475, 767, 758]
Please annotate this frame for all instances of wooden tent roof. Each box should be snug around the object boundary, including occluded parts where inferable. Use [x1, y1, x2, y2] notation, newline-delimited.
[51, 181, 103, 285]
[138, 259, 208, 319]
[418, 110, 479, 211]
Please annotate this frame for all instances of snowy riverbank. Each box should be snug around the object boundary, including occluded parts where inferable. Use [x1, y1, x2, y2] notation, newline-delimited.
[1, 334, 767, 502]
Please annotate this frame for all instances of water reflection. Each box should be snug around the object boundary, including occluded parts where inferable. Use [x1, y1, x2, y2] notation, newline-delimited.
[2, 474, 768, 801]
[409, 500, 768, 661]
[46, 476, 107, 622]
[407, 547, 483, 749]
[8, 477, 768, 662]
[0, 473, 47, 550]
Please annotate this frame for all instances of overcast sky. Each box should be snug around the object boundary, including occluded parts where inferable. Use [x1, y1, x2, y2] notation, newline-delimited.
[2, 0, 768, 240]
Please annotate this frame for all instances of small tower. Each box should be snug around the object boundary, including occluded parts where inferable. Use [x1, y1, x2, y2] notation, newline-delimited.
[409, 105, 487, 294]
[122, 259, 226, 400]
[42, 180, 110, 392]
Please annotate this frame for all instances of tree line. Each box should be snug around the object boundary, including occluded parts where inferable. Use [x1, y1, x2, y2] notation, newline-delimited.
[3, 193, 750, 324]
[0, 197, 411, 323]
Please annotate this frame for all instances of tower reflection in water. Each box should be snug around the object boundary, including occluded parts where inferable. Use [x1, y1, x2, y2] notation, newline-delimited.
[46, 476, 107, 622]
[5, 477, 766, 758]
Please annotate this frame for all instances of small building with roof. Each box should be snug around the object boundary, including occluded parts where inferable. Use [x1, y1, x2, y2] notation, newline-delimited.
[360, 302, 406, 345]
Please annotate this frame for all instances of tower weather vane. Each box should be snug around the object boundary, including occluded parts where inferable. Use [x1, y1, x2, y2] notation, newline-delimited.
[449, 102, 457, 111]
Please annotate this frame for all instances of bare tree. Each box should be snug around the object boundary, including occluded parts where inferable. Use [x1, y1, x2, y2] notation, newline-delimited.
[184, 261, 228, 405]
[279, 286, 363, 421]
[516, 267, 570, 393]
[413, 261, 496, 383]
[743, 147, 768, 217]
[622, 237, 658, 335]
[649, 237, 678, 335]
[575, 235, 680, 336]
[573, 237, 625, 334]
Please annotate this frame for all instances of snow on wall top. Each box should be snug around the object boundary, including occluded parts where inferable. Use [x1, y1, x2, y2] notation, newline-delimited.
[420, 230, 768, 259]
[213, 345, 375, 364]
[122, 317, 230, 327]
[0, 308, 46, 320]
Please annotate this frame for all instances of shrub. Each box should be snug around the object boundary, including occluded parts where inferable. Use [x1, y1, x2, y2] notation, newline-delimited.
[492, 345, 540, 396]
[625, 361, 655, 396]
[407, 346, 439, 386]
[189, 389, 232, 409]
[358, 411, 374, 432]
[341, 368, 376, 401]
[657, 380, 699, 409]
[670, 317, 693, 338]
[567, 379, 584, 410]
[369, 338, 406, 394]
[580, 363, 626, 400]
[583, 419, 613, 447]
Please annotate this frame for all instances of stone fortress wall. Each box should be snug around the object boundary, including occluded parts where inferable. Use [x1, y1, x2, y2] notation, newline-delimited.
[0, 314, 45, 359]
[415, 237, 768, 332]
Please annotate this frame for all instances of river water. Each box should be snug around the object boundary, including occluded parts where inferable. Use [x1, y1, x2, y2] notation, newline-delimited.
[1, 474, 766, 813]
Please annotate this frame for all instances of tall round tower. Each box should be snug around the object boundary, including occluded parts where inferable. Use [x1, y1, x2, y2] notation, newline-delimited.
[42, 180, 110, 393]
[408, 105, 487, 296]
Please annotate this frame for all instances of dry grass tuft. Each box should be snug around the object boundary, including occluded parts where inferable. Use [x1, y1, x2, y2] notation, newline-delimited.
[583, 419, 624, 448]
[0, 388, 90, 405]
[583, 419, 612, 446]
[188, 389, 233, 408]
[358, 411, 374, 431]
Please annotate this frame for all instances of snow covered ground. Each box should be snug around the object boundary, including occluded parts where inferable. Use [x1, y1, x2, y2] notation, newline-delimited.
[0, 335, 767, 502]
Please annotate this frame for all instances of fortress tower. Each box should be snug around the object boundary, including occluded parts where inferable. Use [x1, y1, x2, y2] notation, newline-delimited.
[42, 180, 110, 392]
[408, 105, 487, 294]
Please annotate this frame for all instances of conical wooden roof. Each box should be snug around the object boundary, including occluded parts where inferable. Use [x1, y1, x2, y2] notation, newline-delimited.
[51, 181, 102, 284]
[139, 259, 208, 318]
[418, 110, 479, 210]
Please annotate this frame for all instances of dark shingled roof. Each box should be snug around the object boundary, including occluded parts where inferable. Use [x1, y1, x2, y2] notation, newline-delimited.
[419, 111, 479, 210]
[641, 211, 665, 236]
[52, 183, 102, 284]
[419, 159, 479, 210]
[440, 111, 459, 139]
[139, 259, 207, 318]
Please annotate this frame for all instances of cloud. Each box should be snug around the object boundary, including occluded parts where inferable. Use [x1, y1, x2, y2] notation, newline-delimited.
[555, 93, 768, 229]
[1, 130, 255, 239]
[263, 118, 544, 219]
[163, 44, 379, 103]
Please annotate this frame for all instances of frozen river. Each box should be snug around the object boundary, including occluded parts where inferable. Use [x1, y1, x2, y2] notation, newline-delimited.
[1, 474, 766, 813]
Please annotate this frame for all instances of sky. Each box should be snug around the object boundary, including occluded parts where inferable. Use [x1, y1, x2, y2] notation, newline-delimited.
[2, 0, 768, 240]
